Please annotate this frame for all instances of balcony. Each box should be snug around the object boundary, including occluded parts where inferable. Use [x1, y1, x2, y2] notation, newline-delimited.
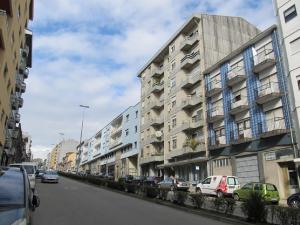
[256, 82, 281, 104]
[229, 97, 249, 115]
[260, 117, 288, 138]
[151, 66, 164, 78]
[181, 95, 202, 110]
[21, 68, 29, 79]
[7, 117, 15, 129]
[151, 81, 164, 93]
[180, 51, 200, 70]
[15, 113, 20, 123]
[149, 98, 164, 110]
[253, 49, 276, 73]
[180, 33, 199, 51]
[149, 134, 164, 144]
[207, 107, 224, 123]
[182, 117, 204, 132]
[16, 77, 26, 93]
[10, 94, 18, 110]
[206, 80, 222, 97]
[140, 153, 164, 165]
[227, 66, 246, 86]
[150, 116, 164, 126]
[18, 97, 23, 108]
[4, 131, 12, 149]
[110, 126, 122, 138]
[109, 139, 122, 149]
[231, 129, 253, 145]
[166, 142, 205, 160]
[180, 73, 201, 89]
[208, 136, 227, 150]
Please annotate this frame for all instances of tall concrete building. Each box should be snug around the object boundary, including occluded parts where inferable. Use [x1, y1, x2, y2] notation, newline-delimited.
[0, 0, 34, 165]
[79, 103, 140, 180]
[204, 25, 296, 199]
[22, 132, 32, 161]
[274, 0, 300, 179]
[138, 14, 260, 181]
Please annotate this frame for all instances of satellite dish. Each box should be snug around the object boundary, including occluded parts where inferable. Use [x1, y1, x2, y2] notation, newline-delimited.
[155, 131, 163, 137]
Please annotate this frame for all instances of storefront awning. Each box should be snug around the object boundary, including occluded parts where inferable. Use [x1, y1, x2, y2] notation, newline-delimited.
[157, 157, 207, 169]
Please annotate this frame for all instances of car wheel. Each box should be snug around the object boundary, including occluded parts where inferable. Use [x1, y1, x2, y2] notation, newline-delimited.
[289, 199, 300, 208]
[233, 193, 240, 201]
[217, 191, 224, 198]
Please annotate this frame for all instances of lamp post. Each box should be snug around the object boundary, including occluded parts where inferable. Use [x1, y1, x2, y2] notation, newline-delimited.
[76, 105, 90, 173]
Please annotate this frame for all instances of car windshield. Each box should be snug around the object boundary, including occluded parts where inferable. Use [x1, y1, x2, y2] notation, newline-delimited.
[23, 165, 34, 174]
[177, 178, 185, 182]
[45, 171, 57, 175]
[266, 184, 277, 191]
[0, 169, 25, 207]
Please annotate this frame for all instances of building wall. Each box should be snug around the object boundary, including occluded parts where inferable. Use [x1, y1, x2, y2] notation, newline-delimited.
[138, 14, 260, 179]
[0, 0, 34, 164]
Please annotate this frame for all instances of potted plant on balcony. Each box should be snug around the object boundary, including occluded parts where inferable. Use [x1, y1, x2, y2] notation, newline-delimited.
[183, 138, 200, 151]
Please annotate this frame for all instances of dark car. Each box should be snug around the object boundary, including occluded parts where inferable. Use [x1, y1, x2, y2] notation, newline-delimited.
[118, 175, 134, 184]
[35, 170, 45, 179]
[131, 176, 146, 186]
[0, 167, 40, 225]
[143, 176, 163, 187]
[287, 192, 300, 208]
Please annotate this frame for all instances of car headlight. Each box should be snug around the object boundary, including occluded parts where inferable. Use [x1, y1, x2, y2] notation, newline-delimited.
[11, 218, 26, 225]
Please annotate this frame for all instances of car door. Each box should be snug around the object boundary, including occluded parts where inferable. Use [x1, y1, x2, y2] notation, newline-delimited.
[226, 177, 237, 194]
[239, 183, 253, 199]
[200, 177, 212, 194]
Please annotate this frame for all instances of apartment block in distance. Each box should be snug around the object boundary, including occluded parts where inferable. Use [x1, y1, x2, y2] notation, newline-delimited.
[204, 25, 297, 199]
[138, 14, 260, 181]
[274, 0, 300, 177]
[79, 103, 140, 180]
[0, 0, 34, 165]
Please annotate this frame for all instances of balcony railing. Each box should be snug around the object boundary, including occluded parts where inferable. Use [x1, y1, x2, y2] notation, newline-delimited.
[260, 117, 288, 138]
[180, 33, 199, 51]
[151, 66, 164, 78]
[208, 135, 227, 150]
[231, 128, 252, 144]
[230, 97, 248, 115]
[181, 116, 204, 132]
[256, 82, 281, 104]
[181, 95, 202, 110]
[150, 116, 164, 126]
[180, 51, 200, 70]
[10, 94, 18, 110]
[207, 106, 224, 123]
[140, 152, 164, 165]
[149, 98, 164, 110]
[253, 48, 276, 73]
[110, 126, 122, 138]
[206, 80, 222, 97]
[151, 81, 164, 93]
[180, 72, 201, 89]
[227, 66, 246, 86]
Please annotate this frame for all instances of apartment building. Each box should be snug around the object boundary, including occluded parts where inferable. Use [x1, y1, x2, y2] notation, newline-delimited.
[49, 139, 78, 170]
[79, 103, 140, 180]
[274, 0, 300, 181]
[204, 25, 297, 199]
[58, 152, 76, 172]
[23, 131, 32, 161]
[138, 14, 260, 181]
[0, 0, 34, 165]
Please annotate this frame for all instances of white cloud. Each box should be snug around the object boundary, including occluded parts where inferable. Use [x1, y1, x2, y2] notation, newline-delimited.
[24, 0, 276, 159]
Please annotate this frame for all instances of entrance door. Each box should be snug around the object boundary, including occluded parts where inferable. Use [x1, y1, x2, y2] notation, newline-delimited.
[236, 155, 260, 186]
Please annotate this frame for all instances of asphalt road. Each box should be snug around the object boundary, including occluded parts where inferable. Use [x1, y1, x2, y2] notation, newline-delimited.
[33, 176, 232, 225]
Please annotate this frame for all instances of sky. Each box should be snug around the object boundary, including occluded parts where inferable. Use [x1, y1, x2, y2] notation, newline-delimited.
[22, 0, 276, 159]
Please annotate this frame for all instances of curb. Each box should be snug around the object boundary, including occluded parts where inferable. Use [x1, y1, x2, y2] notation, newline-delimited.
[60, 175, 253, 225]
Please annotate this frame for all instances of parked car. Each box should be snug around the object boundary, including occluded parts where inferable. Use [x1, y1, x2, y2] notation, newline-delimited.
[131, 176, 146, 186]
[42, 171, 59, 183]
[287, 192, 300, 208]
[10, 162, 37, 190]
[233, 182, 280, 204]
[0, 167, 40, 225]
[118, 175, 134, 184]
[35, 169, 45, 179]
[196, 175, 240, 197]
[143, 176, 162, 187]
[158, 177, 189, 191]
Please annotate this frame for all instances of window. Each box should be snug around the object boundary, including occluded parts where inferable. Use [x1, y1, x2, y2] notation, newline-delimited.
[135, 126, 137, 133]
[172, 138, 177, 149]
[126, 114, 129, 122]
[202, 178, 211, 184]
[135, 110, 138, 118]
[242, 183, 253, 190]
[125, 129, 129, 136]
[291, 37, 300, 54]
[234, 94, 241, 102]
[171, 78, 176, 87]
[171, 45, 175, 53]
[254, 183, 263, 191]
[171, 117, 176, 128]
[171, 100, 176, 108]
[266, 184, 277, 191]
[284, 5, 297, 22]
[171, 62, 176, 71]
[134, 142, 137, 148]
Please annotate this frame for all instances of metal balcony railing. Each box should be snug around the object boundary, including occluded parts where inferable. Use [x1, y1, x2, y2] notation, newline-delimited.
[227, 66, 246, 86]
[253, 48, 276, 73]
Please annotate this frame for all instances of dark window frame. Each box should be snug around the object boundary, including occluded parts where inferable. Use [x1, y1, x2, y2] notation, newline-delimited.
[284, 5, 297, 23]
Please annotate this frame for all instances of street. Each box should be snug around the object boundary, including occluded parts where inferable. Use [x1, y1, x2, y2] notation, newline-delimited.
[33, 176, 232, 225]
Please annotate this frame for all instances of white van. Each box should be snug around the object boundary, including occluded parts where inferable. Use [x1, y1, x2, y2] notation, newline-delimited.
[10, 162, 37, 190]
[196, 175, 240, 197]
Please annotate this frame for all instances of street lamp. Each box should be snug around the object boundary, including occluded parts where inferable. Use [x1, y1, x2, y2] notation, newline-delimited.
[76, 104, 90, 172]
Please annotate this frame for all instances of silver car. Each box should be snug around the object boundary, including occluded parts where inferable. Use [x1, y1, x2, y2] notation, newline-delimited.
[41, 171, 59, 183]
[158, 177, 189, 191]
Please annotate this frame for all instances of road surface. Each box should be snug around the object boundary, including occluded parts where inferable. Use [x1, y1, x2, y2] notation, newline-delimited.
[33, 176, 232, 225]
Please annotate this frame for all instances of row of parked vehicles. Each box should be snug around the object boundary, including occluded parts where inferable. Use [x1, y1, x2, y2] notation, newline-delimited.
[115, 174, 300, 208]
